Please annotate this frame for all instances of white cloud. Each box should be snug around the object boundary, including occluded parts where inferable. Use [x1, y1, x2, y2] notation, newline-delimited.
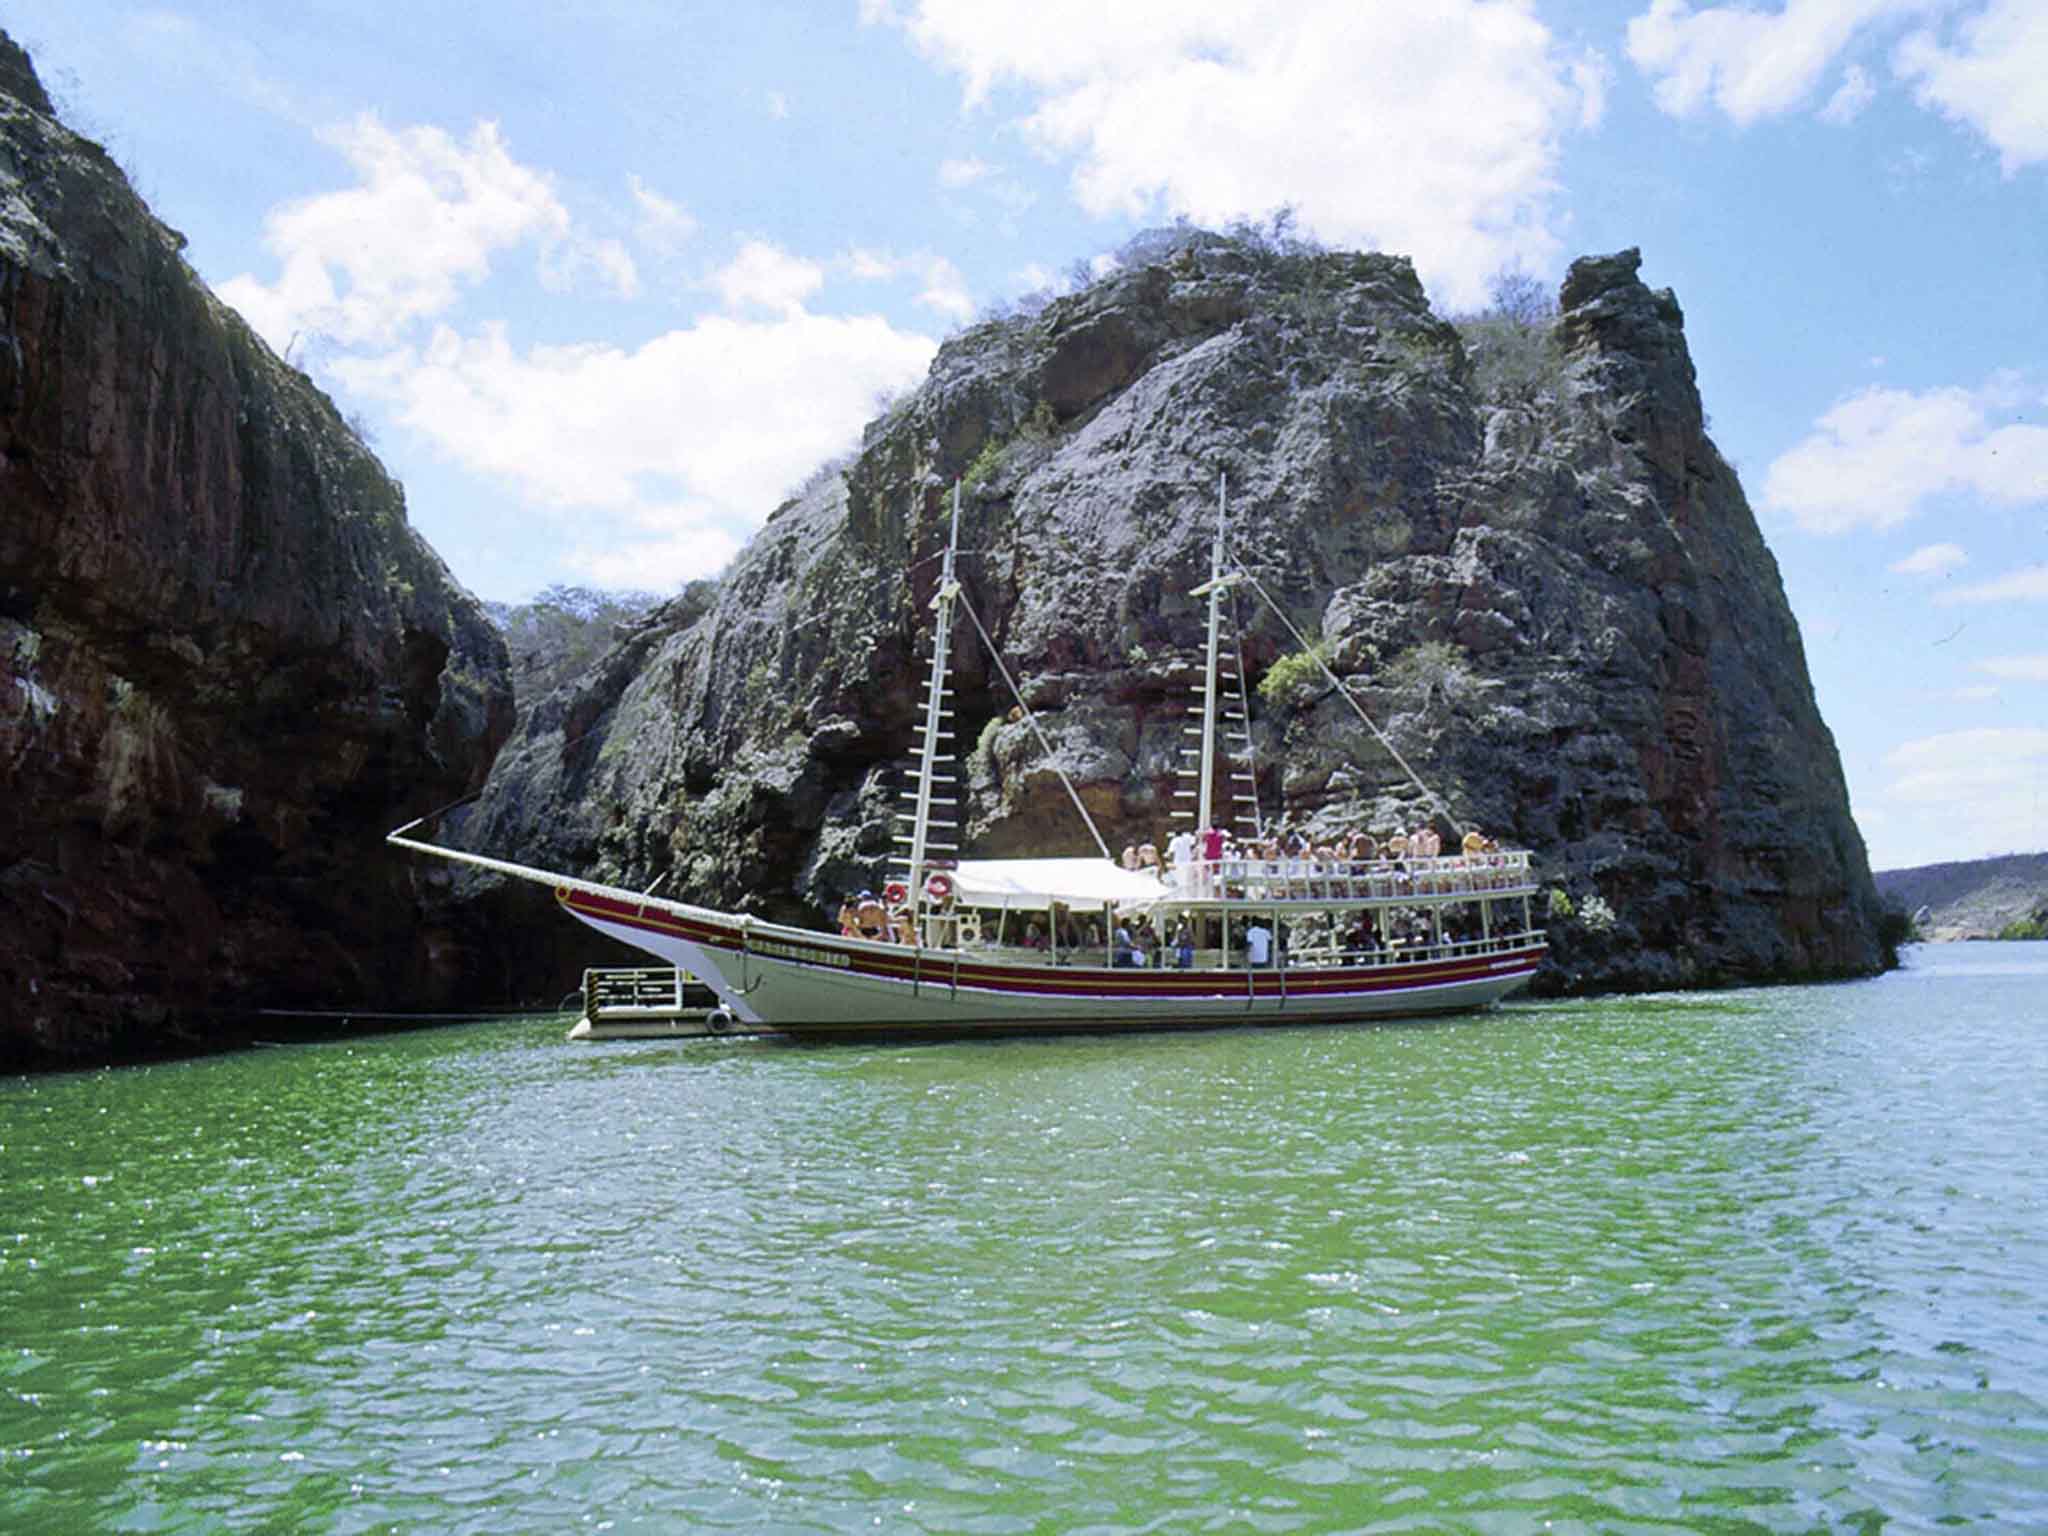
[1937, 563, 2048, 605]
[938, 156, 993, 187]
[844, 247, 900, 281]
[215, 115, 603, 353]
[1874, 725, 2048, 863]
[1950, 683, 2000, 700]
[334, 306, 937, 584]
[916, 255, 975, 320]
[710, 240, 825, 315]
[1625, 1, 2048, 168]
[1978, 654, 2048, 681]
[540, 235, 639, 300]
[872, 0, 1605, 308]
[767, 90, 791, 119]
[629, 175, 697, 253]
[1819, 62, 1877, 121]
[1890, 541, 1967, 575]
[571, 528, 747, 590]
[836, 247, 977, 319]
[1762, 375, 2048, 533]
[1625, 0, 1926, 125]
[1896, 0, 2048, 172]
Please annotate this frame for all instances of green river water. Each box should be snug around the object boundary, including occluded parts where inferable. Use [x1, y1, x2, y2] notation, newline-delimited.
[3, 943, 2044, 1532]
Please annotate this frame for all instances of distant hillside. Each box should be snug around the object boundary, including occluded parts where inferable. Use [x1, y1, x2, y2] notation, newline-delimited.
[1874, 854, 2048, 940]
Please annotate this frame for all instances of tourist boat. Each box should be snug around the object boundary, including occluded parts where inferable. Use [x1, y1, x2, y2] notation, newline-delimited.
[389, 479, 1547, 1038]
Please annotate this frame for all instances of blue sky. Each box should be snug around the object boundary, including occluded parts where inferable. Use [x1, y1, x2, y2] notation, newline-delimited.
[6, 0, 2044, 871]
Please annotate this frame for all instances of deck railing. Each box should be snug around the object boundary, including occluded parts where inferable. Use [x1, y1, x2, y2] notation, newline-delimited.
[1167, 849, 1535, 902]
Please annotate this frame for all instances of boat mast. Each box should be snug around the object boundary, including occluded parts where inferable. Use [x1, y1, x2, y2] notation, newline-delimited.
[906, 482, 964, 899]
[1190, 470, 1246, 835]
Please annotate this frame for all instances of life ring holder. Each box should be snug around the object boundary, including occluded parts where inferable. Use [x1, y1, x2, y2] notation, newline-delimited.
[923, 872, 955, 906]
[883, 881, 911, 910]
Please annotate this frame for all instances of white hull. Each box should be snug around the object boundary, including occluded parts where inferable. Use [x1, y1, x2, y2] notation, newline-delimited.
[560, 888, 1542, 1038]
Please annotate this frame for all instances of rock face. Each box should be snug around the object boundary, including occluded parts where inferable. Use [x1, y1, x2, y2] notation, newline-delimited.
[0, 33, 513, 1066]
[462, 229, 1887, 995]
[1875, 854, 2048, 941]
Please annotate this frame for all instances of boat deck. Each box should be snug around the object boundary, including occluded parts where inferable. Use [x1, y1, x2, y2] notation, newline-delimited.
[567, 966, 732, 1041]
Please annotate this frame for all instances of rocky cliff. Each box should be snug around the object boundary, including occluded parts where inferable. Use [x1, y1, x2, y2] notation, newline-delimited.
[457, 229, 1887, 995]
[1875, 853, 2048, 941]
[0, 33, 514, 1066]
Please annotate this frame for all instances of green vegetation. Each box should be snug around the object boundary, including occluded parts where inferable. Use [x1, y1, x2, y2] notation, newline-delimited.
[1384, 639, 1472, 694]
[1259, 642, 1331, 708]
[1451, 266, 1565, 408]
[1995, 916, 2046, 940]
[1547, 888, 1574, 921]
[962, 434, 1006, 495]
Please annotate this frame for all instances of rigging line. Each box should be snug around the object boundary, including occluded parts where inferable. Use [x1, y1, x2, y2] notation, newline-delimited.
[1230, 563, 1460, 831]
[955, 592, 1114, 862]
[1227, 580, 1267, 838]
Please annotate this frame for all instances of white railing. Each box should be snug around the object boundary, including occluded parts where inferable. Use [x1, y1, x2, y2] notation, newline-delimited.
[1163, 849, 1535, 902]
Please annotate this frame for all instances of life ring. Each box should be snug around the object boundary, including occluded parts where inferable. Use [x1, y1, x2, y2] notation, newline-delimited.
[882, 881, 910, 909]
[924, 872, 955, 905]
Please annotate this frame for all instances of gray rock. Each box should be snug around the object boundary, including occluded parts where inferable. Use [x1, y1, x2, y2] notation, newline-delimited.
[466, 234, 1887, 995]
[0, 32, 513, 1065]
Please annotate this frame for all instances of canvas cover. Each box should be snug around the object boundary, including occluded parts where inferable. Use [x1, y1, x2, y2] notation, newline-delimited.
[947, 857, 1169, 909]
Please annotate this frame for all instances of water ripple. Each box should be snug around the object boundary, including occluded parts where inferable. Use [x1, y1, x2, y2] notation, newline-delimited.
[3, 946, 2045, 1530]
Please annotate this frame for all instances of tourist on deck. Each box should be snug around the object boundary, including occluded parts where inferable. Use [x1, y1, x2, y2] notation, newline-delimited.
[854, 892, 888, 941]
[1137, 843, 1164, 881]
[1200, 824, 1225, 895]
[1246, 920, 1273, 967]
[1120, 845, 1141, 872]
[1172, 918, 1195, 969]
[838, 894, 861, 938]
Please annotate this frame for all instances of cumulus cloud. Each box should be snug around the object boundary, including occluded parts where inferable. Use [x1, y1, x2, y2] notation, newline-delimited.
[870, 0, 1604, 308]
[1896, 0, 2048, 172]
[1937, 563, 2048, 605]
[837, 247, 977, 319]
[1890, 542, 1967, 575]
[214, 114, 629, 353]
[1874, 725, 2048, 863]
[710, 240, 826, 315]
[1761, 374, 2048, 533]
[334, 304, 936, 584]
[1626, 1, 2048, 169]
[1625, 0, 1927, 124]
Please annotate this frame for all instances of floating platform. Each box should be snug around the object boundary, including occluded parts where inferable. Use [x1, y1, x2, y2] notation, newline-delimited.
[567, 966, 731, 1041]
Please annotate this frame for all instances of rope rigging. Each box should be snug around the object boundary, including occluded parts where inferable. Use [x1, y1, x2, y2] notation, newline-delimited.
[1226, 547, 1464, 835]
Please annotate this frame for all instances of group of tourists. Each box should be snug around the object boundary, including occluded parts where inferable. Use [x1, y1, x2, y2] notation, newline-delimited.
[836, 889, 918, 945]
[1116, 821, 1509, 899]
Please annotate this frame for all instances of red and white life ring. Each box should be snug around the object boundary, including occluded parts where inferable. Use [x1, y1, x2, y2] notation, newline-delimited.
[923, 872, 955, 905]
[882, 881, 910, 909]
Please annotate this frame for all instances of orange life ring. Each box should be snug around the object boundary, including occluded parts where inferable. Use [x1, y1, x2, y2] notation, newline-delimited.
[882, 881, 910, 908]
[924, 872, 954, 905]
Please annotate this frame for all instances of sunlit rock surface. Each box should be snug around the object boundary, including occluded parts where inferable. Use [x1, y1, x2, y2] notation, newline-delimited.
[463, 229, 1886, 996]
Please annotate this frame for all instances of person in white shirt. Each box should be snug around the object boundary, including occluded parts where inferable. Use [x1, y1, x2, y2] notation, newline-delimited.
[1246, 921, 1273, 967]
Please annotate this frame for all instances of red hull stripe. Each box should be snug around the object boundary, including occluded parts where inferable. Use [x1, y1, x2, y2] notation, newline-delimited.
[559, 889, 1543, 998]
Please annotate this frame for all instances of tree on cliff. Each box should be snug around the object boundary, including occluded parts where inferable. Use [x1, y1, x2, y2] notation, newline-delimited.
[487, 586, 661, 709]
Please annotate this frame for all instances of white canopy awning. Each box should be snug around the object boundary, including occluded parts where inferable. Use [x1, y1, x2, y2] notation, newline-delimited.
[947, 857, 1168, 909]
